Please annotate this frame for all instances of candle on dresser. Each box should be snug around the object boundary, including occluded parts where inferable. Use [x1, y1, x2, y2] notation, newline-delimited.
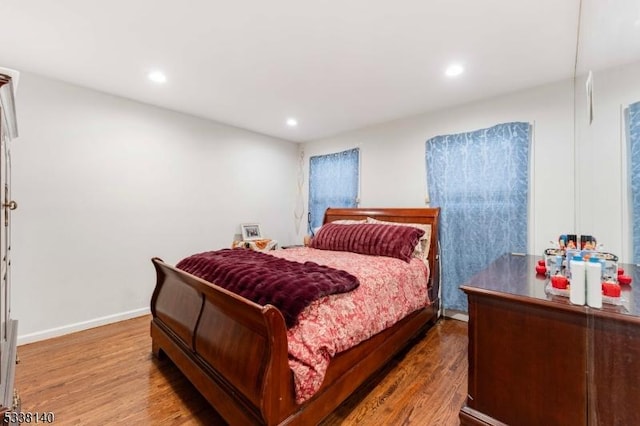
[570, 255, 586, 305]
[586, 257, 602, 308]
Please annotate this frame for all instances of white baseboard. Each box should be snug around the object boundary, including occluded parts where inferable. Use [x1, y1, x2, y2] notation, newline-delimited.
[443, 309, 469, 322]
[17, 307, 150, 346]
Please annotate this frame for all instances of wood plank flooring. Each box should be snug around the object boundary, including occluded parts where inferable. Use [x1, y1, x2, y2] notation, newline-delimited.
[15, 316, 467, 425]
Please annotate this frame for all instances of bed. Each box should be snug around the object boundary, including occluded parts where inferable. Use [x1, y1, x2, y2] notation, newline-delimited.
[150, 207, 441, 425]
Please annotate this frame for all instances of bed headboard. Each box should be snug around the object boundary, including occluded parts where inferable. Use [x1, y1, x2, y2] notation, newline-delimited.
[323, 207, 441, 303]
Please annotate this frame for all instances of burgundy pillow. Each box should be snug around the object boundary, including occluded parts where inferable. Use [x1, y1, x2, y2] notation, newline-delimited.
[310, 223, 425, 262]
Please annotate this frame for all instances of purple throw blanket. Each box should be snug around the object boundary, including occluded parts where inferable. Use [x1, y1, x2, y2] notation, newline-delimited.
[176, 249, 359, 328]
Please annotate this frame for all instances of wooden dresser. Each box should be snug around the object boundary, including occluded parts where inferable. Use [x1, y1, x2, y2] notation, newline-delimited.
[459, 253, 640, 426]
[0, 72, 20, 425]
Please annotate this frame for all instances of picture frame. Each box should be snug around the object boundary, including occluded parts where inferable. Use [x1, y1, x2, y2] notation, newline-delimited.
[241, 223, 263, 241]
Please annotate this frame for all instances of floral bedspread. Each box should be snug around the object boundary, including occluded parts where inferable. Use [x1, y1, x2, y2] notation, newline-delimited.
[269, 247, 430, 403]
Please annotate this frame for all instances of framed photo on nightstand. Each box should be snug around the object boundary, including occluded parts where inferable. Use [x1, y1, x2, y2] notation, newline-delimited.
[241, 223, 262, 241]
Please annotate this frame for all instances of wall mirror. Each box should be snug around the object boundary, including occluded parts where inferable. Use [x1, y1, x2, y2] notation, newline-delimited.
[575, 0, 640, 263]
[576, 3, 640, 424]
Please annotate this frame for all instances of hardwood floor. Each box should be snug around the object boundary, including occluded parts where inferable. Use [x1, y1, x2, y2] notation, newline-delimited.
[15, 316, 467, 425]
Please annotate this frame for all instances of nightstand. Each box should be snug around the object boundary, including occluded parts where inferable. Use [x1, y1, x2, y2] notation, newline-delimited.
[231, 239, 278, 252]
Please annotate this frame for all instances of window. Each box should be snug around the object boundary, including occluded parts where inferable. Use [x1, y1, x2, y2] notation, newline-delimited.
[628, 101, 640, 262]
[308, 148, 359, 232]
[426, 122, 530, 312]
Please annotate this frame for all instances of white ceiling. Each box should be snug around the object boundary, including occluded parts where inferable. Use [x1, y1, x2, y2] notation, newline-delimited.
[0, 1, 637, 142]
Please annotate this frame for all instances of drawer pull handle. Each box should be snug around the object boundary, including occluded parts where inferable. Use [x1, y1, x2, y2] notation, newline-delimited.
[3, 200, 17, 210]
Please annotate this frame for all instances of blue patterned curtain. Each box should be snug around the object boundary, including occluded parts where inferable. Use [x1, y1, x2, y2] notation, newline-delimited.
[309, 148, 359, 232]
[426, 122, 530, 312]
[628, 102, 640, 263]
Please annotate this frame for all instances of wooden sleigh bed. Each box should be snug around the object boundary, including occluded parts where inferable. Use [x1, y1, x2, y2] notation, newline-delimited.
[150, 207, 441, 425]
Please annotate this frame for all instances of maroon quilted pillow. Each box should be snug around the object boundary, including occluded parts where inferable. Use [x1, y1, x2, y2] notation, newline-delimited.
[310, 223, 425, 262]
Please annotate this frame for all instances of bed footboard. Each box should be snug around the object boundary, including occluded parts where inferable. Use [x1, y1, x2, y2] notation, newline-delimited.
[150, 257, 296, 425]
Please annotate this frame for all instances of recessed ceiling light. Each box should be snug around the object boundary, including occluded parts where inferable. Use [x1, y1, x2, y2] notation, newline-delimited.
[286, 118, 298, 127]
[445, 64, 464, 78]
[148, 70, 167, 84]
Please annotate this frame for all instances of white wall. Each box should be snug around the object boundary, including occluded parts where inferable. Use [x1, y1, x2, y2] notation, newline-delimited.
[299, 78, 576, 257]
[11, 72, 299, 343]
[575, 60, 640, 263]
